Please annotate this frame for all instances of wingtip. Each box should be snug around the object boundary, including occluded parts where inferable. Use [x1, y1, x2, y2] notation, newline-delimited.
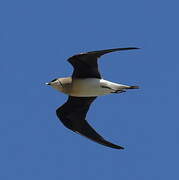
[117, 145, 125, 150]
[135, 47, 140, 49]
[128, 47, 140, 50]
[117, 146, 125, 150]
[115, 47, 140, 51]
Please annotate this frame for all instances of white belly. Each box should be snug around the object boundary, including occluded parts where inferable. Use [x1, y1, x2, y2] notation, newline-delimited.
[69, 78, 118, 97]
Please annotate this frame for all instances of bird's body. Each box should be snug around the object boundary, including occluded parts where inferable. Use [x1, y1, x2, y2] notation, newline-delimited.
[52, 77, 133, 97]
[46, 47, 139, 150]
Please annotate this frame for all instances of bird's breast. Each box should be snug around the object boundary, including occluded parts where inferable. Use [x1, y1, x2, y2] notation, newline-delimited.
[70, 78, 112, 97]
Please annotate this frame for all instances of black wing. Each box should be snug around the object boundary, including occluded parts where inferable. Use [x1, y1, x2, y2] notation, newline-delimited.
[67, 47, 139, 79]
[56, 96, 124, 150]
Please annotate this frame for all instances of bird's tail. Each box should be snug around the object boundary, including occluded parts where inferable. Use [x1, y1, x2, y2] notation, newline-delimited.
[111, 84, 139, 93]
[125, 85, 139, 89]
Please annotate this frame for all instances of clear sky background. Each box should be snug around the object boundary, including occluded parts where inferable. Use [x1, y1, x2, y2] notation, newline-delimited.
[1, 0, 179, 179]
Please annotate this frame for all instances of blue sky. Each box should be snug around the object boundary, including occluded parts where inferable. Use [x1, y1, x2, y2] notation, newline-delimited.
[1, 0, 179, 179]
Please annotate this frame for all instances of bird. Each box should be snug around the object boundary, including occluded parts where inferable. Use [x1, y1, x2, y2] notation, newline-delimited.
[46, 47, 139, 150]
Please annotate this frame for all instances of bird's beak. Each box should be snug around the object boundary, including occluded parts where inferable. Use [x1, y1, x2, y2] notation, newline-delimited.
[45, 82, 51, 85]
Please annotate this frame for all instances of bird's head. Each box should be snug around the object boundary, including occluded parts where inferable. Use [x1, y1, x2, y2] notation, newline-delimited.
[46, 78, 64, 91]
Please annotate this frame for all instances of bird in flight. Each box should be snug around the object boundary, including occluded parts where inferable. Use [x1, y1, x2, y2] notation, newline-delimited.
[46, 47, 139, 150]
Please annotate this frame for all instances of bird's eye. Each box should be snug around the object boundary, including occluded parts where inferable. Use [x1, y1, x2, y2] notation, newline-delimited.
[51, 78, 57, 82]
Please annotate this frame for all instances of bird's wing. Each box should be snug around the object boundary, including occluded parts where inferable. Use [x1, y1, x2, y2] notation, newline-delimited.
[67, 47, 139, 79]
[56, 96, 124, 150]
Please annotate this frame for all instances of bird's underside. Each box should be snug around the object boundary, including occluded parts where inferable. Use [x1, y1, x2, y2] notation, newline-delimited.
[52, 47, 139, 150]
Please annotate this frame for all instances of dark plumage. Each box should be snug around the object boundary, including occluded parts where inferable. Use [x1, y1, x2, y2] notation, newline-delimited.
[68, 47, 139, 79]
[56, 96, 124, 149]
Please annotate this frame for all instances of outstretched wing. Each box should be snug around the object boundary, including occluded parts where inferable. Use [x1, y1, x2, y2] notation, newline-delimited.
[67, 47, 139, 79]
[56, 96, 124, 150]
